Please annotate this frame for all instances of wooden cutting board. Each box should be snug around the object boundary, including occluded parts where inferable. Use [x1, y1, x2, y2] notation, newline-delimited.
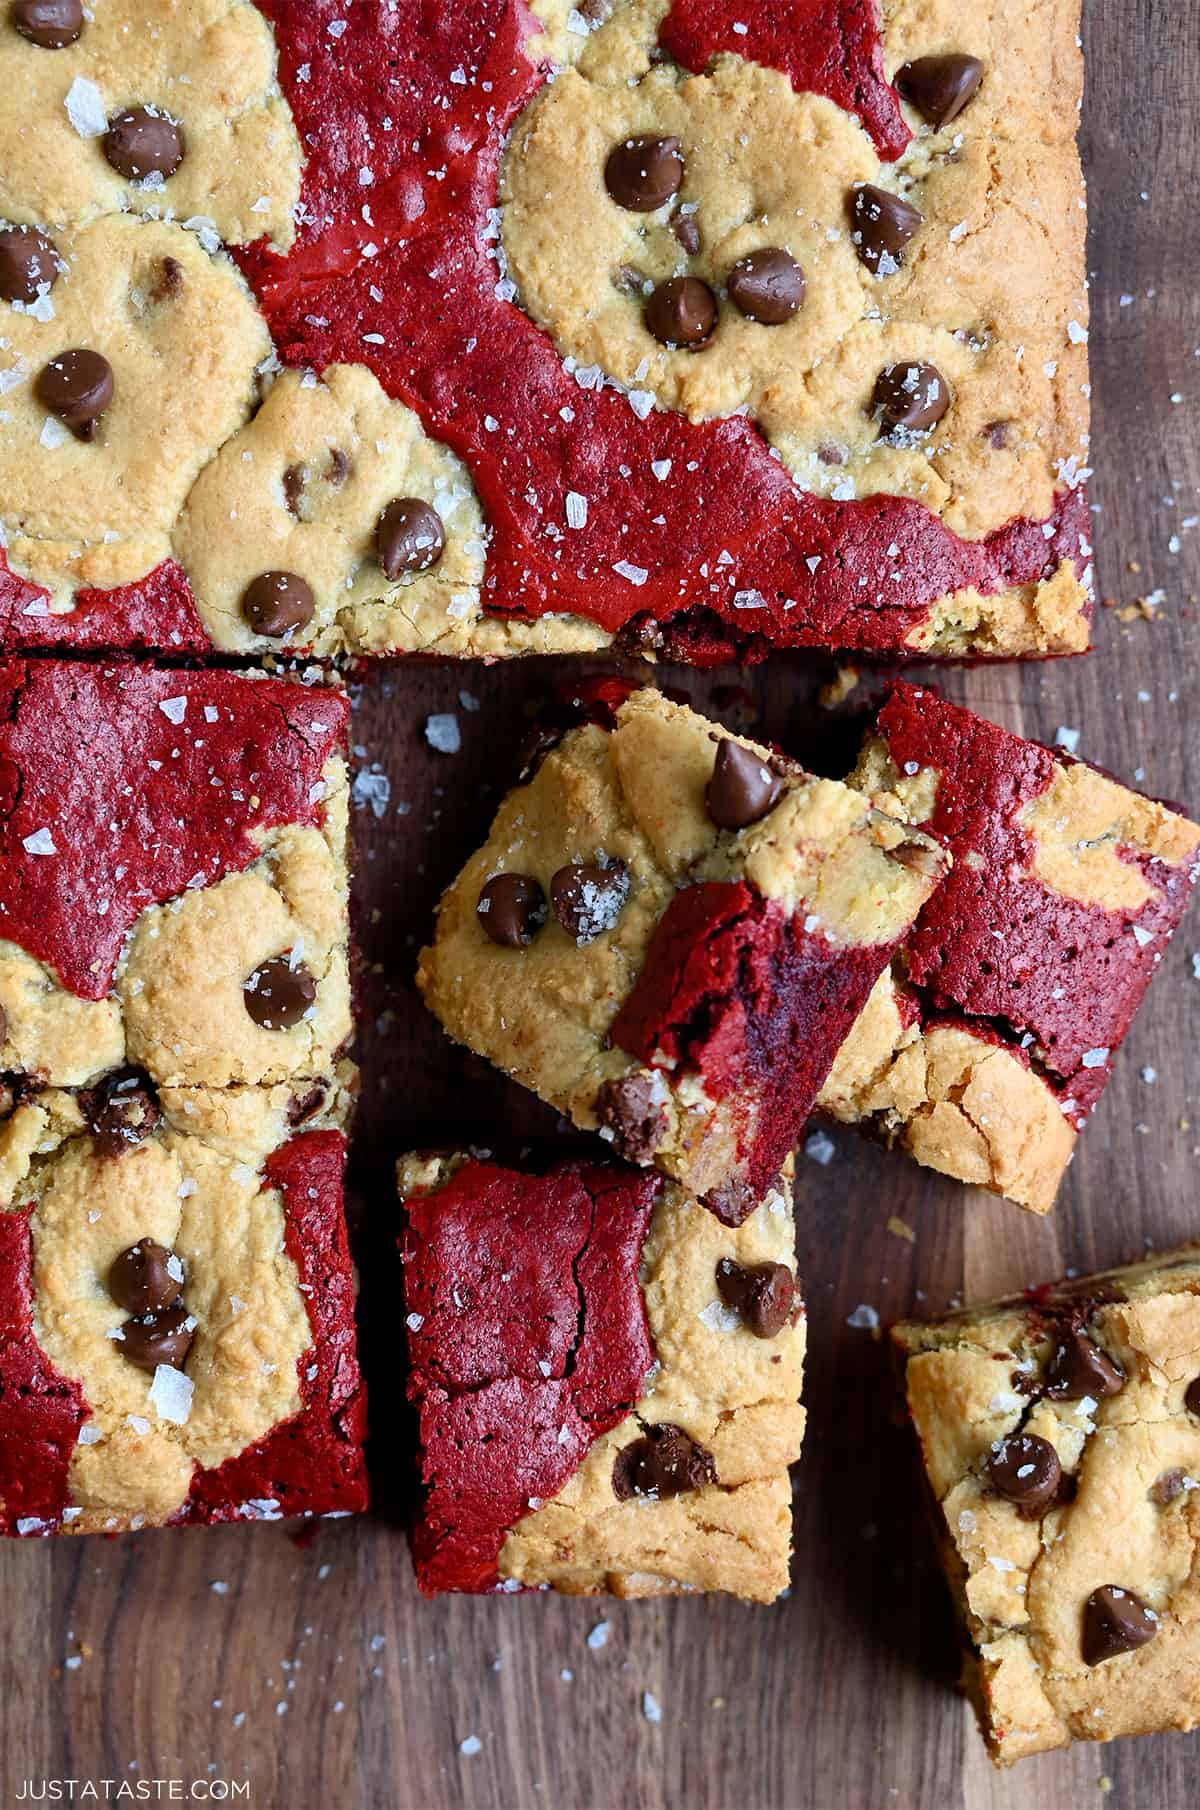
[2, 3, 1197, 1805]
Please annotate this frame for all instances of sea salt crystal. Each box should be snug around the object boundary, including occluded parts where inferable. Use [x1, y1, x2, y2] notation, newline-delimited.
[77, 1424, 103, 1446]
[699, 1299, 740, 1334]
[425, 713, 461, 754]
[642, 1692, 663, 1724]
[1054, 725, 1080, 754]
[847, 1304, 879, 1331]
[612, 559, 648, 586]
[158, 696, 187, 725]
[459, 1736, 482, 1757]
[327, 17, 348, 36]
[65, 76, 107, 138]
[406, 1312, 424, 1332]
[805, 1130, 835, 1165]
[565, 490, 588, 529]
[587, 1622, 611, 1651]
[23, 827, 56, 855]
[1080, 1047, 1109, 1068]
[651, 459, 671, 481]
[40, 416, 70, 450]
[149, 1364, 193, 1425]
[352, 767, 391, 818]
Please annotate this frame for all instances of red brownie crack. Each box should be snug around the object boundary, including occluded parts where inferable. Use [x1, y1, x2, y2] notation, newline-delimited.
[400, 1158, 658, 1594]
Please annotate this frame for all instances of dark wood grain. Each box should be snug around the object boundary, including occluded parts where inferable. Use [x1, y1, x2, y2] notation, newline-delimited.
[2, 2, 1198, 1805]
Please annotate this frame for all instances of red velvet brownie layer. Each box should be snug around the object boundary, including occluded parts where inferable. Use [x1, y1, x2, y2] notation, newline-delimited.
[400, 1152, 805, 1600]
[821, 683, 1200, 1211]
[1, 0, 1090, 659]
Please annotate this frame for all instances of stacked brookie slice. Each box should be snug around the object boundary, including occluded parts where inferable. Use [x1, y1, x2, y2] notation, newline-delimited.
[3, 0, 1200, 1770]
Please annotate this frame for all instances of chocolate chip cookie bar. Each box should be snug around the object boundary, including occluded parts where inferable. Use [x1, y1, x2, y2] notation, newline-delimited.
[819, 683, 1200, 1213]
[0, 659, 352, 1092]
[895, 1250, 1200, 1763]
[0, 1113, 367, 1535]
[2, 0, 1091, 663]
[398, 1151, 804, 1599]
[417, 686, 946, 1222]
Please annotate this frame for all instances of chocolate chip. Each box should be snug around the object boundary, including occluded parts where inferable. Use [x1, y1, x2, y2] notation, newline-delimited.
[103, 106, 185, 181]
[895, 54, 985, 128]
[476, 873, 547, 947]
[984, 1433, 1061, 1514]
[282, 465, 306, 516]
[243, 955, 317, 1030]
[1150, 1468, 1186, 1507]
[1044, 1330, 1124, 1401]
[153, 255, 184, 301]
[594, 1072, 667, 1164]
[604, 134, 683, 212]
[888, 837, 944, 879]
[119, 1302, 193, 1374]
[613, 262, 649, 296]
[34, 348, 113, 440]
[327, 446, 350, 485]
[1185, 1376, 1200, 1417]
[287, 1084, 327, 1126]
[550, 860, 630, 943]
[849, 183, 923, 276]
[109, 1239, 181, 1317]
[672, 212, 701, 255]
[85, 1069, 161, 1159]
[241, 570, 315, 638]
[611, 1423, 717, 1500]
[727, 248, 804, 324]
[706, 738, 781, 829]
[701, 1174, 758, 1227]
[983, 418, 1012, 449]
[715, 1258, 796, 1338]
[1082, 1585, 1158, 1666]
[0, 225, 59, 304]
[873, 360, 950, 437]
[644, 276, 715, 348]
[11, 0, 81, 46]
[376, 497, 446, 578]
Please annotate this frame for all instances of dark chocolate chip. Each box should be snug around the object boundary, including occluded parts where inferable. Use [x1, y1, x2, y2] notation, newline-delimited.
[35, 348, 113, 440]
[1150, 1468, 1186, 1507]
[241, 570, 315, 638]
[727, 247, 804, 324]
[983, 418, 1012, 449]
[103, 106, 185, 181]
[1044, 1330, 1124, 1401]
[849, 183, 923, 276]
[613, 262, 649, 296]
[153, 255, 184, 301]
[604, 134, 683, 212]
[376, 497, 446, 578]
[984, 1433, 1062, 1514]
[282, 464, 306, 515]
[706, 738, 781, 829]
[327, 445, 350, 485]
[242, 955, 317, 1030]
[0, 225, 60, 304]
[550, 860, 630, 943]
[108, 1239, 181, 1317]
[715, 1258, 796, 1338]
[895, 54, 985, 129]
[644, 276, 715, 348]
[888, 836, 944, 879]
[476, 872, 547, 947]
[85, 1069, 161, 1159]
[1082, 1585, 1158, 1666]
[701, 1174, 759, 1227]
[11, 0, 81, 46]
[1185, 1376, 1200, 1418]
[287, 1084, 328, 1126]
[118, 1302, 193, 1374]
[672, 212, 701, 255]
[873, 360, 950, 437]
[594, 1072, 668, 1164]
[611, 1422, 717, 1500]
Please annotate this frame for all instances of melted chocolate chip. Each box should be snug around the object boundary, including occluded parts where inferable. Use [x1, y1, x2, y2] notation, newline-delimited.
[282, 464, 306, 515]
[103, 106, 185, 181]
[377, 497, 446, 578]
[672, 212, 701, 255]
[327, 446, 350, 485]
[849, 183, 923, 276]
[108, 1239, 181, 1317]
[727, 248, 804, 324]
[241, 570, 315, 638]
[242, 955, 317, 1030]
[604, 134, 684, 212]
[11, 0, 81, 46]
[715, 1258, 796, 1338]
[119, 1302, 193, 1374]
[873, 360, 950, 437]
[983, 418, 1012, 449]
[0, 225, 59, 304]
[644, 276, 715, 348]
[153, 255, 184, 301]
[1082, 1585, 1158, 1666]
[613, 262, 649, 297]
[1185, 1376, 1200, 1418]
[701, 1174, 758, 1227]
[984, 1433, 1061, 1514]
[706, 738, 781, 829]
[611, 1423, 717, 1500]
[550, 860, 630, 943]
[287, 1084, 328, 1126]
[1044, 1330, 1124, 1401]
[895, 54, 985, 129]
[1150, 1468, 1186, 1507]
[34, 348, 113, 439]
[594, 1072, 668, 1164]
[887, 837, 944, 879]
[476, 872, 547, 947]
[85, 1068, 161, 1158]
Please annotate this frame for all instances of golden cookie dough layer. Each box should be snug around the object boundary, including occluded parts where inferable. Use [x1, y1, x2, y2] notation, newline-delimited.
[502, 0, 1087, 540]
[0, 0, 301, 250]
[401, 1151, 805, 1602]
[2, 1088, 349, 1531]
[895, 1252, 1200, 1763]
[0, 757, 352, 1090]
[418, 687, 944, 1200]
[0, 215, 270, 606]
